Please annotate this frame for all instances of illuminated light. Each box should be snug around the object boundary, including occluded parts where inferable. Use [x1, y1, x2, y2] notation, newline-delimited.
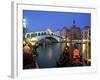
[67, 43, 70, 46]
[63, 39, 66, 41]
[30, 37, 38, 46]
[82, 44, 86, 59]
[23, 19, 26, 22]
[82, 44, 85, 53]
[23, 18, 27, 28]
[82, 39, 86, 42]
[31, 37, 37, 41]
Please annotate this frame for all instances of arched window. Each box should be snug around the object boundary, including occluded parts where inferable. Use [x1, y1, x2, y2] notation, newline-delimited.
[38, 33, 40, 36]
[41, 32, 44, 35]
[31, 33, 36, 37]
[44, 32, 46, 35]
[27, 34, 30, 38]
[35, 33, 37, 36]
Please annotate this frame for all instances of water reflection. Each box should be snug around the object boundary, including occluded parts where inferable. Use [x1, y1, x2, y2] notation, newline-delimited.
[82, 44, 86, 60]
[48, 45, 52, 59]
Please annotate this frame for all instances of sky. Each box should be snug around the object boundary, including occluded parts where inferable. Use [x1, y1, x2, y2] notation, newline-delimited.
[23, 10, 91, 32]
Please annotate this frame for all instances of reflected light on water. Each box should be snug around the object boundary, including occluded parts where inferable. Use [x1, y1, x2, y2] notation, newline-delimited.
[60, 43, 66, 52]
[82, 44, 86, 59]
[48, 46, 52, 59]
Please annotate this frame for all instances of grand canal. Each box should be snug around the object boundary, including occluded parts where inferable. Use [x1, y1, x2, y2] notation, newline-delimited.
[37, 42, 91, 68]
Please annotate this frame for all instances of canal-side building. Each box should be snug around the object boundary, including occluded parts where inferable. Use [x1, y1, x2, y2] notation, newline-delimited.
[67, 20, 82, 40]
[60, 27, 67, 39]
[54, 29, 61, 37]
[81, 26, 91, 40]
[66, 29, 70, 41]
[69, 26, 81, 40]
[81, 26, 91, 64]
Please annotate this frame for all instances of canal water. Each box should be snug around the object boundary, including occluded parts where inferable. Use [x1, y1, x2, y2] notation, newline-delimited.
[37, 42, 90, 68]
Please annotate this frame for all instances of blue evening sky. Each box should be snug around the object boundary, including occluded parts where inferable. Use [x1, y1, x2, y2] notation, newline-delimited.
[23, 10, 91, 32]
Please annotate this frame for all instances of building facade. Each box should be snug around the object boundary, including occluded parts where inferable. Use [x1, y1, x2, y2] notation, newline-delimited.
[60, 27, 67, 39]
[81, 26, 90, 40]
[67, 20, 82, 40]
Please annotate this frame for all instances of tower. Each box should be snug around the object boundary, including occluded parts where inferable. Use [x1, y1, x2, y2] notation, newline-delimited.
[73, 19, 76, 27]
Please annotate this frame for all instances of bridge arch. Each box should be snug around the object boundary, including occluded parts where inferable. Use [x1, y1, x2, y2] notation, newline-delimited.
[25, 31, 61, 42]
[37, 35, 61, 42]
